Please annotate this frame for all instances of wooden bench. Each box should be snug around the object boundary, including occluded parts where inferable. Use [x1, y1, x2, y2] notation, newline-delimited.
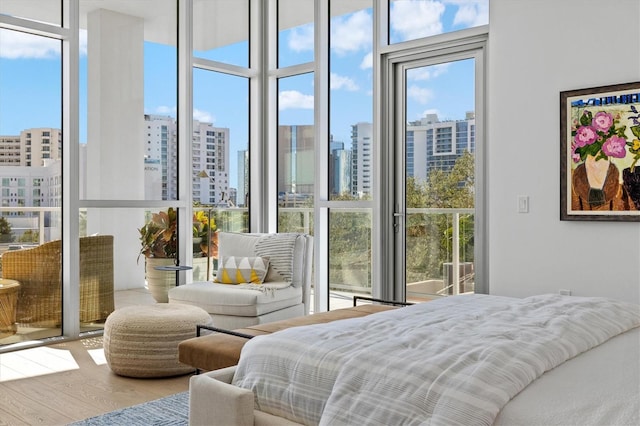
[178, 298, 408, 372]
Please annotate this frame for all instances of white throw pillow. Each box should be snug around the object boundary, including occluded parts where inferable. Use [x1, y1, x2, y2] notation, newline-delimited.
[214, 256, 270, 284]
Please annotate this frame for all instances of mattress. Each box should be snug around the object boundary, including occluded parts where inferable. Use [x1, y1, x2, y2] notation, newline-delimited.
[495, 326, 640, 425]
[189, 294, 640, 426]
[232, 294, 640, 425]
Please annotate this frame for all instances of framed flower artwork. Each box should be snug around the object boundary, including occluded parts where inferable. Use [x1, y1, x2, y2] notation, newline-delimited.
[560, 81, 640, 221]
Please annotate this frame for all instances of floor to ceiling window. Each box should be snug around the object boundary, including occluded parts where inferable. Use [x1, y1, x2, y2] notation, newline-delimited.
[192, 0, 251, 281]
[0, 0, 488, 350]
[276, 0, 315, 231]
[326, 0, 374, 309]
[277, 73, 315, 233]
[192, 69, 250, 278]
[0, 19, 63, 344]
[276, 1, 316, 301]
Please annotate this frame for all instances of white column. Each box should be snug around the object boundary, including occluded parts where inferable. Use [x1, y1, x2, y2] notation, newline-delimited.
[86, 9, 146, 290]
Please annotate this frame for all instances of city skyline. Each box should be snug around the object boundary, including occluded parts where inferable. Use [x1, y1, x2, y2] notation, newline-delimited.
[0, 110, 475, 215]
[0, 1, 487, 189]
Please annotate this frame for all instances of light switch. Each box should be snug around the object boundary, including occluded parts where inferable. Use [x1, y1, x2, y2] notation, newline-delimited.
[517, 195, 529, 213]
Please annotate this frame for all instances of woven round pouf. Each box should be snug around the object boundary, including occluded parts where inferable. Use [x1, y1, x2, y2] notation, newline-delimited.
[104, 303, 212, 378]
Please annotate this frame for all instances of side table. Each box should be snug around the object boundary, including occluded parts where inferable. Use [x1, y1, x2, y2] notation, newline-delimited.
[0, 278, 21, 337]
[154, 264, 193, 287]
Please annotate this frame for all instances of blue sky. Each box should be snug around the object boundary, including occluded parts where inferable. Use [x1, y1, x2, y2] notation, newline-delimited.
[0, 1, 488, 189]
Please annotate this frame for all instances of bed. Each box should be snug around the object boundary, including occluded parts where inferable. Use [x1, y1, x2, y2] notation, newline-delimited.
[189, 294, 640, 425]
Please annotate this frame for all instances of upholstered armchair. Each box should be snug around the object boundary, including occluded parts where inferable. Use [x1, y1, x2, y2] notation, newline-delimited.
[168, 232, 313, 330]
[1, 235, 115, 327]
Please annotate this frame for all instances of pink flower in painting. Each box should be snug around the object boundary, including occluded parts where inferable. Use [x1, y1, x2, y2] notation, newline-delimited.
[574, 125, 599, 147]
[571, 143, 581, 163]
[602, 135, 627, 158]
[591, 111, 614, 133]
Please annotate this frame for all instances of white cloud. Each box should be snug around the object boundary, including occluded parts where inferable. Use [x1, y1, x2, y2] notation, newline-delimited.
[288, 24, 314, 52]
[391, 0, 445, 40]
[408, 63, 450, 81]
[79, 29, 88, 56]
[0, 28, 88, 59]
[279, 90, 314, 110]
[144, 105, 215, 123]
[330, 10, 372, 55]
[155, 106, 175, 115]
[193, 108, 215, 123]
[452, 1, 489, 27]
[330, 73, 359, 92]
[0, 30, 60, 59]
[407, 85, 434, 104]
[360, 51, 373, 70]
[421, 108, 441, 119]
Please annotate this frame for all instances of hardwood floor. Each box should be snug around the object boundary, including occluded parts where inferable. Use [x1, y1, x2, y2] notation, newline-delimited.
[0, 288, 364, 425]
[0, 289, 191, 425]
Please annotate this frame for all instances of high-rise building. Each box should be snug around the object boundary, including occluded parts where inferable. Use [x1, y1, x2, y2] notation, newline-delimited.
[343, 114, 475, 197]
[407, 112, 475, 183]
[144, 115, 177, 200]
[278, 124, 314, 205]
[0, 159, 61, 240]
[143, 116, 230, 205]
[0, 128, 61, 168]
[4, 118, 232, 208]
[0, 128, 63, 238]
[0, 136, 21, 167]
[351, 122, 372, 198]
[329, 138, 351, 197]
[237, 150, 248, 207]
[228, 187, 237, 207]
[193, 120, 230, 206]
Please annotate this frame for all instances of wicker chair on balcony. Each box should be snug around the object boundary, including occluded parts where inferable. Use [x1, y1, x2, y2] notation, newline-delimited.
[1, 235, 115, 327]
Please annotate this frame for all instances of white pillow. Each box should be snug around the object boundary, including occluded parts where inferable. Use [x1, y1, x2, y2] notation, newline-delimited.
[254, 233, 299, 283]
[214, 256, 270, 284]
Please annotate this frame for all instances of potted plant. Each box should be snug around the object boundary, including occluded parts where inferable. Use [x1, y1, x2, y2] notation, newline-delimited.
[138, 208, 178, 302]
[192, 209, 219, 281]
[138, 208, 219, 301]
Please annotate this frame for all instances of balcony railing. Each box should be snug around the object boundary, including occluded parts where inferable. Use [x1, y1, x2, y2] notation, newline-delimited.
[0, 206, 472, 297]
[276, 206, 474, 300]
[0, 205, 473, 348]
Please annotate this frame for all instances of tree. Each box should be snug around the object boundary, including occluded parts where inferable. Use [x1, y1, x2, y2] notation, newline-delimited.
[19, 229, 39, 243]
[0, 217, 14, 243]
[406, 152, 475, 282]
[422, 150, 475, 209]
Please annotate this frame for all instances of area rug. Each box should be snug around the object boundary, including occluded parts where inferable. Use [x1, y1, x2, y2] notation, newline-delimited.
[69, 391, 188, 425]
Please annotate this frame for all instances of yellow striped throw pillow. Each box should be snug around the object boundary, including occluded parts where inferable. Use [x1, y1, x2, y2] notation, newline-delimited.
[214, 256, 270, 284]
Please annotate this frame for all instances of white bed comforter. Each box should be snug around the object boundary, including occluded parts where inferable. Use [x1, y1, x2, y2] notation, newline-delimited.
[232, 294, 640, 426]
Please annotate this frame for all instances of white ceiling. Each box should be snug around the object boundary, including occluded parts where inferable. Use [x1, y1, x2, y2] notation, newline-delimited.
[1, 0, 372, 49]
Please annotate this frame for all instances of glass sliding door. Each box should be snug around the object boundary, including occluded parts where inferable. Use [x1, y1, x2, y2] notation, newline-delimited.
[396, 57, 478, 302]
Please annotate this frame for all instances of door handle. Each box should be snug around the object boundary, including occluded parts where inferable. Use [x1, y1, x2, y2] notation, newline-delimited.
[393, 212, 403, 232]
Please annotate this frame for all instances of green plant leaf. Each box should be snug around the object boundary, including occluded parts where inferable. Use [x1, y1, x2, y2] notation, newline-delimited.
[579, 110, 593, 126]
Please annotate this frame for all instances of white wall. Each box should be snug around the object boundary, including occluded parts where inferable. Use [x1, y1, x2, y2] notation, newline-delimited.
[488, 0, 640, 303]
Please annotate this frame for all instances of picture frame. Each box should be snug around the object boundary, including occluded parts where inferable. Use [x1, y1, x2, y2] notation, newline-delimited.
[560, 81, 640, 221]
